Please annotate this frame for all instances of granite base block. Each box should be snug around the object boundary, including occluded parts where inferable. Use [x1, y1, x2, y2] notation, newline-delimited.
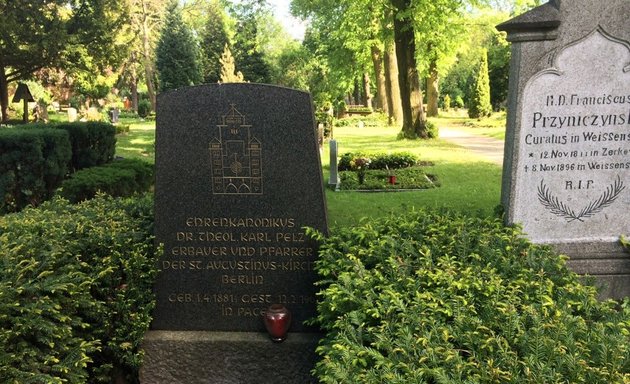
[140, 331, 321, 384]
[554, 242, 630, 299]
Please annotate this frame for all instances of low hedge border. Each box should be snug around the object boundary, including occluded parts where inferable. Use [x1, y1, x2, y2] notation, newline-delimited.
[58, 158, 154, 203]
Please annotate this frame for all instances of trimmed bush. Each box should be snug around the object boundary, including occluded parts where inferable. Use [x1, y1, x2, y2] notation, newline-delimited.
[0, 127, 71, 213]
[54, 122, 117, 171]
[468, 49, 493, 119]
[339, 151, 419, 171]
[310, 210, 630, 383]
[0, 194, 158, 383]
[58, 159, 154, 203]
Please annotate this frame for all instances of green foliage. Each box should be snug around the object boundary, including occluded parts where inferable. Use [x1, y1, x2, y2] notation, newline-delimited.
[0, 194, 158, 383]
[0, 127, 71, 213]
[199, 0, 230, 83]
[339, 151, 419, 171]
[488, 29, 511, 109]
[441, 10, 512, 111]
[54, 122, 117, 171]
[137, 100, 151, 118]
[453, 95, 465, 109]
[156, 0, 203, 92]
[0, 0, 129, 123]
[424, 120, 439, 139]
[442, 94, 451, 112]
[230, 1, 272, 83]
[311, 210, 630, 383]
[59, 159, 154, 203]
[468, 49, 493, 119]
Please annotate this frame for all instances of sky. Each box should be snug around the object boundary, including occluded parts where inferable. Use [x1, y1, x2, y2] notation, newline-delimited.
[266, 0, 307, 40]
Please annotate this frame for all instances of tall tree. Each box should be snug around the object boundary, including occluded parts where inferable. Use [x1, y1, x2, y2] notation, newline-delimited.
[468, 49, 492, 118]
[200, 0, 230, 83]
[130, 0, 166, 112]
[384, 40, 403, 125]
[0, 0, 128, 123]
[231, 1, 272, 83]
[391, 0, 428, 139]
[156, 0, 202, 92]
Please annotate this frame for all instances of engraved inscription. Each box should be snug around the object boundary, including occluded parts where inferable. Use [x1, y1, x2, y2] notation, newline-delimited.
[163, 215, 316, 317]
[514, 27, 630, 242]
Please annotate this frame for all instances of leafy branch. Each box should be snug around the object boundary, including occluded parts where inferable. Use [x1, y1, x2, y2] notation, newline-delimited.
[537, 177, 625, 222]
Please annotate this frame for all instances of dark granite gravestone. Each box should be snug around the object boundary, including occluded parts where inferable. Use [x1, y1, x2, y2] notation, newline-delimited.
[142, 84, 327, 383]
[498, 0, 630, 298]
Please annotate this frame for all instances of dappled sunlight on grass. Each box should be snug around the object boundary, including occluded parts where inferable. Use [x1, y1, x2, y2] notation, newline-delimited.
[115, 119, 156, 163]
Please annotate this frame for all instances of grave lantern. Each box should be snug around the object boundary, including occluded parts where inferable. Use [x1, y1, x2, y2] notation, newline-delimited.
[12, 83, 35, 123]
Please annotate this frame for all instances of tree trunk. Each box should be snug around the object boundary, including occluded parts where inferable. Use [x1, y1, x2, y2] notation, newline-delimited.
[371, 45, 387, 113]
[391, 0, 427, 138]
[427, 59, 439, 117]
[0, 67, 8, 123]
[362, 72, 372, 109]
[384, 41, 403, 126]
[141, 0, 157, 112]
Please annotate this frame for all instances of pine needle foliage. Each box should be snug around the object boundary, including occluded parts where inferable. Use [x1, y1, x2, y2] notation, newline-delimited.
[309, 210, 630, 383]
[0, 194, 158, 383]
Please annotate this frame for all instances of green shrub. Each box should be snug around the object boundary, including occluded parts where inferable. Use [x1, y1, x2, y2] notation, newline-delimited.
[115, 124, 130, 135]
[58, 159, 154, 203]
[454, 95, 465, 109]
[0, 194, 158, 383]
[310, 210, 630, 383]
[0, 127, 71, 213]
[339, 152, 419, 171]
[137, 100, 151, 118]
[468, 49, 493, 119]
[54, 122, 117, 171]
[442, 94, 451, 112]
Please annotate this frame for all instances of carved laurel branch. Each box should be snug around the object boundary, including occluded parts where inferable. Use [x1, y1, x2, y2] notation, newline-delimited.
[537, 176, 625, 223]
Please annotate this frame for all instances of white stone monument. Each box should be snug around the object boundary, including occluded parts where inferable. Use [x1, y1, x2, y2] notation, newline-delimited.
[499, 0, 630, 298]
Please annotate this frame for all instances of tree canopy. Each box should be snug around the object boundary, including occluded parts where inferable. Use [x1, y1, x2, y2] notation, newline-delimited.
[0, 0, 540, 129]
[0, 0, 128, 122]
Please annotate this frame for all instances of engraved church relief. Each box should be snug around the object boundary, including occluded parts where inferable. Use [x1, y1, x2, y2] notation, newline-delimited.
[210, 105, 263, 195]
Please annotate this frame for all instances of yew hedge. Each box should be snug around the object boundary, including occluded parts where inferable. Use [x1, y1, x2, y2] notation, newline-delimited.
[0, 194, 157, 383]
[310, 210, 630, 383]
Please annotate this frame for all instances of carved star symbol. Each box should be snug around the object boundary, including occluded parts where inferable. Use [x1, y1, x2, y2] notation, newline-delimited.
[529, 153, 534, 158]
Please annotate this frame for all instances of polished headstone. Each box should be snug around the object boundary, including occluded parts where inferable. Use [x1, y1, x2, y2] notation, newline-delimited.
[153, 83, 328, 331]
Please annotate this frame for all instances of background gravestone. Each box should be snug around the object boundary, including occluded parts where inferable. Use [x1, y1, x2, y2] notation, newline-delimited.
[141, 83, 327, 383]
[498, 0, 630, 298]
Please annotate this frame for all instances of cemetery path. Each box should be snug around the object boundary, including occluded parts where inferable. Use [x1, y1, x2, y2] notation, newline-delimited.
[439, 127, 505, 166]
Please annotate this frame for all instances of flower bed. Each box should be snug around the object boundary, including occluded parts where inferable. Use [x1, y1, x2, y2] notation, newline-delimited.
[339, 166, 439, 191]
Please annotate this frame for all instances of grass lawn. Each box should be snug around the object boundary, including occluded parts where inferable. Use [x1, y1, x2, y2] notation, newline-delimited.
[113, 112, 504, 229]
[115, 118, 156, 163]
[323, 120, 502, 228]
